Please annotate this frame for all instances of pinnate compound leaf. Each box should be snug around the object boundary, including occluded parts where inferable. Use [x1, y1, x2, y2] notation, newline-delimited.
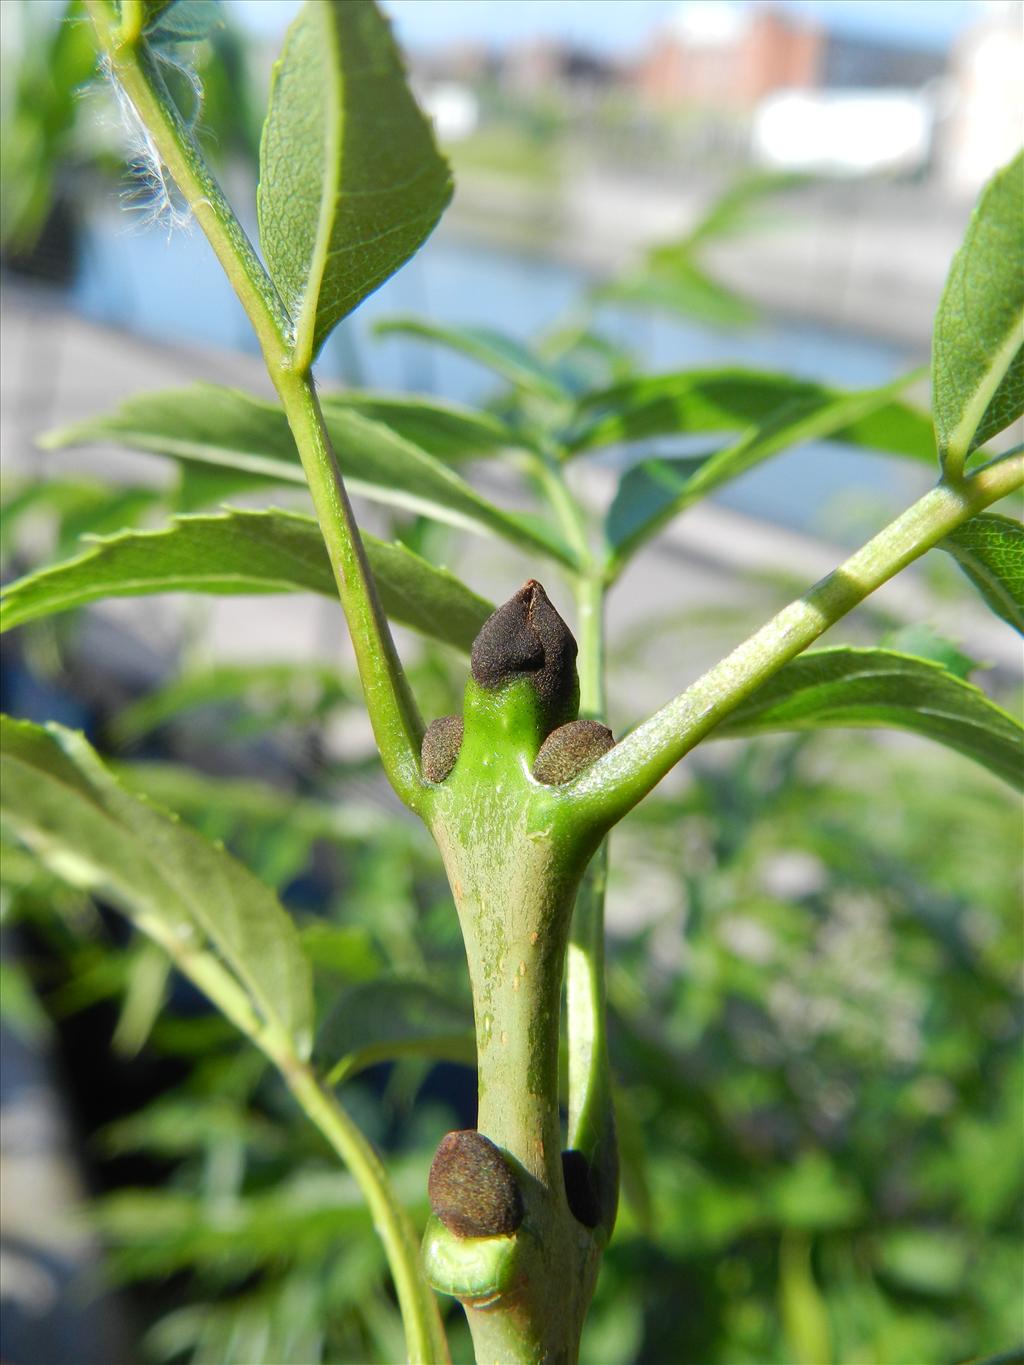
[717, 647, 1023, 789]
[317, 978, 474, 1083]
[374, 317, 571, 402]
[932, 152, 1024, 476]
[42, 385, 572, 563]
[257, 0, 452, 365]
[570, 367, 933, 461]
[0, 717, 314, 1056]
[940, 512, 1024, 634]
[604, 374, 925, 567]
[0, 508, 493, 653]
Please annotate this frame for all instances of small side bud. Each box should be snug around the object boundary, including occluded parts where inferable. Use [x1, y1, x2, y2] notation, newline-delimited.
[532, 719, 615, 785]
[561, 1149, 601, 1228]
[428, 1130, 524, 1239]
[421, 715, 464, 783]
[470, 580, 579, 730]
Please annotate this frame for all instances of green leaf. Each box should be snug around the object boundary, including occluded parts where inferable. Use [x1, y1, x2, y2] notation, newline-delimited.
[716, 647, 1023, 789]
[603, 373, 924, 568]
[111, 941, 171, 1058]
[932, 152, 1024, 476]
[0, 960, 51, 1044]
[116, 762, 397, 849]
[940, 512, 1024, 634]
[301, 923, 382, 983]
[0, 508, 493, 653]
[570, 366, 933, 461]
[257, 0, 452, 366]
[0, 717, 314, 1056]
[317, 978, 474, 1084]
[374, 317, 571, 402]
[320, 391, 520, 461]
[605, 455, 710, 558]
[1, 479, 161, 557]
[100, 1095, 285, 1160]
[93, 1176, 384, 1279]
[112, 660, 353, 744]
[40, 385, 308, 484]
[880, 624, 978, 681]
[143, 0, 222, 44]
[672, 171, 807, 252]
[595, 260, 756, 328]
[536, 324, 636, 392]
[779, 1234, 833, 1365]
[42, 385, 573, 564]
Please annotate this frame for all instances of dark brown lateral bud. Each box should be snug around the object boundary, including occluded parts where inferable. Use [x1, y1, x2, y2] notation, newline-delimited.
[470, 580, 579, 730]
[561, 1149, 601, 1228]
[421, 715, 464, 783]
[428, 1130, 524, 1239]
[532, 719, 615, 785]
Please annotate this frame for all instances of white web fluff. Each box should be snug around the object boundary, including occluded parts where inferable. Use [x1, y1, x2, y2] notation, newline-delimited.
[99, 53, 203, 238]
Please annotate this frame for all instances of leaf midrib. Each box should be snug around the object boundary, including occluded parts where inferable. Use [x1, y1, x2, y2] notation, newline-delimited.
[944, 317, 1024, 467]
[294, 2, 341, 370]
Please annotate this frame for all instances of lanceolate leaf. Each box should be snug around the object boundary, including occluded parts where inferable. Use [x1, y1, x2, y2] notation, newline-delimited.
[320, 391, 521, 461]
[257, 0, 452, 367]
[932, 152, 1024, 477]
[605, 455, 710, 560]
[603, 374, 928, 569]
[41, 386, 309, 486]
[374, 317, 571, 402]
[0, 718, 314, 1056]
[595, 261, 756, 328]
[317, 978, 474, 1084]
[570, 367, 933, 461]
[716, 647, 1023, 789]
[42, 386, 572, 564]
[0, 509, 493, 653]
[940, 512, 1024, 634]
[43, 384, 520, 467]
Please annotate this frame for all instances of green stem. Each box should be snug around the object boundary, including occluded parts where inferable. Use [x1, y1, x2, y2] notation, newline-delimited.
[566, 572, 616, 1228]
[117, 0, 145, 44]
[527, 452, 617, 1231]
[566, 456, 1024, 831]
[575, 571, 605, 719]
[286, 1065, 451, 1365]
[274, 371, 426, 809]
[528, 449, 592, 572]
[88, 2, 427, 811]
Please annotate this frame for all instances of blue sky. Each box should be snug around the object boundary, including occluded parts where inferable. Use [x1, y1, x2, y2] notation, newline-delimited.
[230, 0, 985, 56]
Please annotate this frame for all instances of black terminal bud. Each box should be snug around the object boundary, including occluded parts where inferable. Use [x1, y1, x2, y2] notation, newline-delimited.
[428, 1130, 524, 1239]
[532, 719, 615, 786]
[561, 1149, 601, 1229]
[470, 581, 579, 732]
[421, 715, 464, 783]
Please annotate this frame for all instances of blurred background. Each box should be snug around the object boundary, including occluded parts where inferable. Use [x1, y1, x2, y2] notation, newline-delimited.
[1, 2, 1022, 1363]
